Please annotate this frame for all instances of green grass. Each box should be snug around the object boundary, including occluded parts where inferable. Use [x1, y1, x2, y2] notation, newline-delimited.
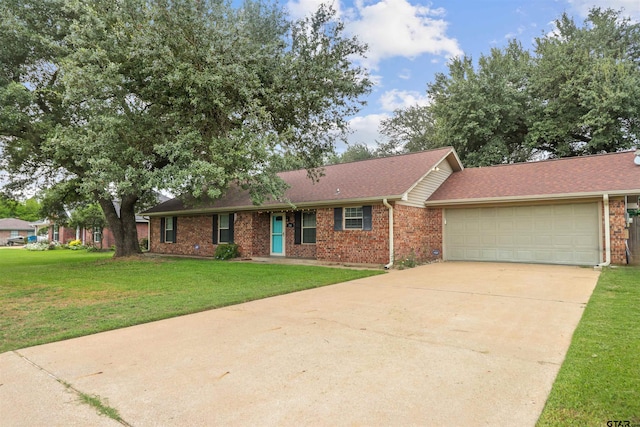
[0, 249, 383, 353]
[537, 266, 640, 427]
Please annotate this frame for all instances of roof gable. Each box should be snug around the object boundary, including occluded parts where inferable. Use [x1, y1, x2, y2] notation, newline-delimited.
[427, 151, 640, 204]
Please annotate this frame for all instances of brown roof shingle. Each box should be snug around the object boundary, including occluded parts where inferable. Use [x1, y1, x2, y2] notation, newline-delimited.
[146, 147, 455, 214]
[0, 218, 34, 231]
[427, 150, 640, 204]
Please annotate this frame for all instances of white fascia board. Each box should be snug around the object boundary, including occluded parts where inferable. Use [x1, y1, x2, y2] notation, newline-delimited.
[424, 189, 640, 207]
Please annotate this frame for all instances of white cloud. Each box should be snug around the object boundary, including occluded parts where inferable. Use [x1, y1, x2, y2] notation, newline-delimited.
[345, 113, 389, 148]
[504, 25, 525, 40]
[347, 0, 463, 69]
[567, 0, 640, 20]
[287, 0, 342, 19]
[287, 0, 463, 70]
[398, 69, 411, 80]
[379, 89, 429, 112]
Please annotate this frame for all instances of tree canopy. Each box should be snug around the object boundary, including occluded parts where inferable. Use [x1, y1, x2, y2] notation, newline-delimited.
[379, 8, 640, 166]
[0, 0, 371, 256]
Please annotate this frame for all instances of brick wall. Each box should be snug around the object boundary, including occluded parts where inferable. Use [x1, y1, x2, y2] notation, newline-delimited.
[609, 197, 627, 265]
[150, 215, 216, 257]
[316, 205, 389, 264]
[393, 204, 443, 262]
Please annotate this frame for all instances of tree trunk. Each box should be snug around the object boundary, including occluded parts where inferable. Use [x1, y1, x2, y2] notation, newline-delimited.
[98, 194, 141, 257]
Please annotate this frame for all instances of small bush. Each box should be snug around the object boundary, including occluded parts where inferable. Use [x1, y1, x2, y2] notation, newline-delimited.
[396, 251, 418, 270]
[68, 239, 86, 250]
[215, 244, 239, 260]
[24, 242, 50, 251]
[139, 237, 149, 251]
[86, 246, 100, 252]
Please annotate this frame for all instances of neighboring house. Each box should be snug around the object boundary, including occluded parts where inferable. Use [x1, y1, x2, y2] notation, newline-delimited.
[0, 218, 35, 246]
[46, 198, 163, 247]
[143, 147, 640, 267]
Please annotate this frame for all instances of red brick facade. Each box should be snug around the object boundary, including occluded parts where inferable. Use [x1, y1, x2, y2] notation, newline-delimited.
[608, 197, 627, 265]
[148, 199, 630, 266]
[393, 205, 444, 263]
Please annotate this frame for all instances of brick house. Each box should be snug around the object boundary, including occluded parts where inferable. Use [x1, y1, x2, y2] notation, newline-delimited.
[144, 148, 640, 267]
[47, 219, 149, 248]
[0, 218, 35, 246]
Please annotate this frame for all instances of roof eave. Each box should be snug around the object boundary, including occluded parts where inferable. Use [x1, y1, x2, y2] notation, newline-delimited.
[425, 189, 640, 207]
[145, 195, 406, 217]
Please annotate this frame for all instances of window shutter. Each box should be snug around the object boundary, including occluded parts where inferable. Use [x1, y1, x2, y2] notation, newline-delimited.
[212, 214, 218, 244]
[363, 206, 372, 231]
[229, 213, 235, 243]
[160, 217, 165, 243]
[294, 211, 302, 244]
[172, 217, 178, 243]
[334, 208, 343, 231]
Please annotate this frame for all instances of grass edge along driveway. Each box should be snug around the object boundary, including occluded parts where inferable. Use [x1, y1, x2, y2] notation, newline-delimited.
[537, 266, 640, 427]
[0, 250, 383, 353]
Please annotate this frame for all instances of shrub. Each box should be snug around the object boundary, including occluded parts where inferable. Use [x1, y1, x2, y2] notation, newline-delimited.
[68, 239, 86, 250]
[139, 237, 149, 251]
[214, 243, 239, 260]
[24, 242, 50, 251]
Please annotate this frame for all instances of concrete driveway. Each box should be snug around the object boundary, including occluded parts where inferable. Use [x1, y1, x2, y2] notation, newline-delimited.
[1, 262, 599, 426]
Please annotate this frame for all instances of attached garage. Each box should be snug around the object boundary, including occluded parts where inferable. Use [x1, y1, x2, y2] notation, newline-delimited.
[444, 202, 601, 266]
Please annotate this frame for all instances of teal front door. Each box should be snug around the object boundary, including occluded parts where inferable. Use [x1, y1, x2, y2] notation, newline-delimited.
[271, 214, 285, 255]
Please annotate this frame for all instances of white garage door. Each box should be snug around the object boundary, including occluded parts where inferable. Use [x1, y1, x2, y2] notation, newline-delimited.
[444, 203, 600, 265]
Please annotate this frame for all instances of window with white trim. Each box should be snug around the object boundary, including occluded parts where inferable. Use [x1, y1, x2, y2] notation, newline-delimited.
[10, 230, 19, 238]
[53, 224, 59, 241]
[344, 207, 363, 229]
[302, 212, 316, 243]
[93, 227, 102, 243]
[219, 214, 231, 243]
[164, 217, 175, 243]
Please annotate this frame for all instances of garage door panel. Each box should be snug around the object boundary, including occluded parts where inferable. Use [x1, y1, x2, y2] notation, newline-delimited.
[445, 203, 599, 266]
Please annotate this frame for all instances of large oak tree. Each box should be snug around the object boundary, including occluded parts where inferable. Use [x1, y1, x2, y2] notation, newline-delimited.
[0, 0, 371, 256]
[379, 8, 639, 166]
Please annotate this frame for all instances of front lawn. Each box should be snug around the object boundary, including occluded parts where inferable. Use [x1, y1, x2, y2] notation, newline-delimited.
[537, 266, 640, 426]
[0, 250, 383, 353]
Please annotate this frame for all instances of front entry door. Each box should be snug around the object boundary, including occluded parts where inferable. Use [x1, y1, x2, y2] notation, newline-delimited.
[271, 213, 285, 256]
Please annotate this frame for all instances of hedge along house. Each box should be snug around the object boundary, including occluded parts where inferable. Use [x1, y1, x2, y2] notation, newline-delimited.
[144, 147, 640, 267]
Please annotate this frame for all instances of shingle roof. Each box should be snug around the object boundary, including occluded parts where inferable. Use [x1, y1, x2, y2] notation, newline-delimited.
[145, 147, 456, 214]
[427, 150, 640, 204]
[0, 218, 34, 230]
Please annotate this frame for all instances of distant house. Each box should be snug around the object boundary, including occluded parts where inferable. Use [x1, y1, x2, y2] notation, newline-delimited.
[47, 214, 149, 248]
[143, 148, 640, 267]
[0, 218, 35, 246]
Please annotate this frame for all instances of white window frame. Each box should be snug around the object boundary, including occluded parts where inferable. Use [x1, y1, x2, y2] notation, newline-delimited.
[164, 217, 174, 243]
[10, 230, 19, 238]
[53, 224, 59, 241]
[93, 227, 102, 243]
[302, 211, 316, 244]
[344, 207, 364, 230]
[218, 213, 231, 244]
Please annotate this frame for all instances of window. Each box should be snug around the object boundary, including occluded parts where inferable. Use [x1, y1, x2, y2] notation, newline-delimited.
[161, 217, 176, 243]
[219, 214, 231, 243]
[302, 212, 316, 243]
[53, 224, 59, 241]
[334, 206, 372, 231]
[344, 207, 363, 229]
[93, 227, 102, 243]
[213, 213, 234, 244]
[10, 230, 19, 238]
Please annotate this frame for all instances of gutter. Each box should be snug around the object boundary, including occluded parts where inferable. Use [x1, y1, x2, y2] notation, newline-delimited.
[598, 193, 611, 268]
[382, 198, 394, 269]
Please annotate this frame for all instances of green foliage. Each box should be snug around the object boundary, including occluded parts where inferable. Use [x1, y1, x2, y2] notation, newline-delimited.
[0, 250, 383, 352]
[0, 0, 371, 257]
[139, 237, 149, 251]
[0, 196, 41, 221]
[328, 143, 378, 164]
[380, 8, 640, 166]
[214, 243, 240, 260]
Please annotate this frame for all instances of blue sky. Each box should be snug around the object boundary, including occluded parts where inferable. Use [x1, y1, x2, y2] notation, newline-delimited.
[284, 0, 640, 151]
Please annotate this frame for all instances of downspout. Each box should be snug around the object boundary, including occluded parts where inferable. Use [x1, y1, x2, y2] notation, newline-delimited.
[383, 198, 394, 269]
[598, 194, 611, 267]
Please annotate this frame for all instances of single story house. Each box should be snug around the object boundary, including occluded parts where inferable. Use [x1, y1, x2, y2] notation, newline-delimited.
[0, 218, 36, 246]
[144, 147, 640, 267]
[48, 215, 149, 248]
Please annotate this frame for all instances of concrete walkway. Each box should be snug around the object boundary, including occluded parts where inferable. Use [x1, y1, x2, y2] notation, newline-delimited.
[0, 262, 599, 426]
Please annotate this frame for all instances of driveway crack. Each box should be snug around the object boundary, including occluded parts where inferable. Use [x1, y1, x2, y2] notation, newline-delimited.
[13, 351, 133, 426]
